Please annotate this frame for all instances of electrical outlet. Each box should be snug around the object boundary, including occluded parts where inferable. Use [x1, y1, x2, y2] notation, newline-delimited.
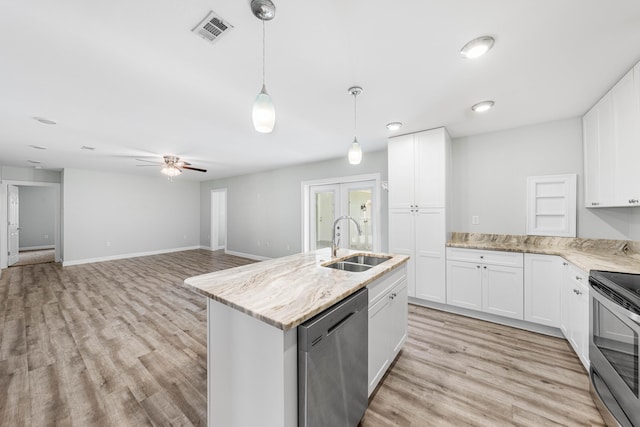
[43, 234, 49, 239]
[472, 216, 480, 225]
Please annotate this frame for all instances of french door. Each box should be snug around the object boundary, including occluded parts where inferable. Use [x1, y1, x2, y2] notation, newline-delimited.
[307, 178, 379, 252]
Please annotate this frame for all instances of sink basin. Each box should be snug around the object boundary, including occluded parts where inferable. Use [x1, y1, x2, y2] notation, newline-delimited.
[342, 255, 392, 267]
[324, 261, 373, 272]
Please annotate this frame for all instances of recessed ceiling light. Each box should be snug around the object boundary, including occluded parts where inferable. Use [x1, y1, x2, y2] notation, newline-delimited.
[32, 116, 57, 125]
[28, 144, 47, 150]
[460, 36, 495, 59]
[34, 166, 43, 169]
[81, 146, 96, 151]
[27, 160, 41, 164]
[471, 101, 495, 112]
[386, 122, 403, 131]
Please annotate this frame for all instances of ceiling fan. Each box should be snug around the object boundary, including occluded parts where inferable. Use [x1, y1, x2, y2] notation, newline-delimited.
[136, 155, 207, 177]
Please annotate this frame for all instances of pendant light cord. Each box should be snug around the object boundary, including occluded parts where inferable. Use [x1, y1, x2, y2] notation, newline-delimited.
[262, 19, 266, 87]
[353, 91, 358, 139]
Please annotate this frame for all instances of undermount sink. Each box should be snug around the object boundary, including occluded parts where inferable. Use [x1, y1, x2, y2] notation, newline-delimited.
[324, 261, 373, 272]
[323, 254, 392, 273]
[342, 255, 392, 267]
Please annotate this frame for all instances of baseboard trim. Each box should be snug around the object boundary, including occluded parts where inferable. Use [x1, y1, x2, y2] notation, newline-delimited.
[409, 297, 564, 338]
[62, 246, 202, 267]
[19, 245, 55, 251]
[201, 245, 225, 251]
[224, 250, 271, 261]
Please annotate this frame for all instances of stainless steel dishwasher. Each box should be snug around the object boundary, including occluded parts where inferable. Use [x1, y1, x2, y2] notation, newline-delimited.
[298, 287, 368, 427]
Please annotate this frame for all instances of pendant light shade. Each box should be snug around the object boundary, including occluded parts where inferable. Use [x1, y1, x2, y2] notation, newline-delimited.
[347, 86, 363, 165]
[253, 84, 275, 133]
[251, 0, 276, 133]
[348, 137, 362, 165]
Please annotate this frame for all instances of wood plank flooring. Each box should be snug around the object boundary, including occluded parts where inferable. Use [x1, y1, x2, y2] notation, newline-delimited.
[1, 250, 605, 426]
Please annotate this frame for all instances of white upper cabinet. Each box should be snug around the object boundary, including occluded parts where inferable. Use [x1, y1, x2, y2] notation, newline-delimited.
[388, 128, 450, 209]
[583, 62, 640, 207]
[613, 64, 640, 205]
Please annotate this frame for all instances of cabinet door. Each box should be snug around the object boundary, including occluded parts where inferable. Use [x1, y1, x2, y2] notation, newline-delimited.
[573, 275, 590, 371]
[482, 265, 524, 320]
[560, 262, 572, 338]
[389, 280, 408, 358]
[414, 208, 446, 303]
[389, 210, 415, 297]
[614, 67, 640, 206]
[583, 106, 600, 207]
[597, 93, 616, 206]
[368, 296, 390, 396]
[524, 254, 562, 327]
[414, 129, 446, 208]
[388, 134, 415, 209]
[446, 260, 482, 310]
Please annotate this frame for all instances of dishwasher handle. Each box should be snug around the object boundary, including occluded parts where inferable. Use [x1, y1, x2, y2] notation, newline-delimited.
[327, 310, 357, 336]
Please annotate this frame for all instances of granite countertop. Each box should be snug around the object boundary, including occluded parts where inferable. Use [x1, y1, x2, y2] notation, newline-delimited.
[185, 249, 409, 331]
[447, 232, 640, 274]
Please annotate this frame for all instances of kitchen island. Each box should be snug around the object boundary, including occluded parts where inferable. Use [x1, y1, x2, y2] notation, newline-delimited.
[185, 248, 409, 427]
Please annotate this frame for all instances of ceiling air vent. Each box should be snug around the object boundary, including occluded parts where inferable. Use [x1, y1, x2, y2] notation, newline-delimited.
[191, 11, 233, 44]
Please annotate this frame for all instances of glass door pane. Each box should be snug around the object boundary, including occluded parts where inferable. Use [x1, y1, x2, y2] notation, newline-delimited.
[310, 185, 339, 250]
[344, 183, 375, 252]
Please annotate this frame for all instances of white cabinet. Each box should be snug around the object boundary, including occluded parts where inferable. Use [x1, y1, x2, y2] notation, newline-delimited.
[583, 62, 640, 207]
[524, 254, 563, 327]
[367, 266, 408, 396]
[388, 128, 450, 303]
[446, 248, 524, 320]
[560, 262, 590, 370]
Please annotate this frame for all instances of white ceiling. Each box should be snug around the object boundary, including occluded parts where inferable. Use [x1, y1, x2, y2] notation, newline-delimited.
[1, 0, 640, 181]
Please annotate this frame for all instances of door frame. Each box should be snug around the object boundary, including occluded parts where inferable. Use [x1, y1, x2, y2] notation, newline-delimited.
[0, 180, 61, 269]
[210, 188, 227, 251]
[301, 173, 381, 253]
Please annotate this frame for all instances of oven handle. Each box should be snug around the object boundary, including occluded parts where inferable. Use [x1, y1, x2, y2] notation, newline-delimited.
[590, 283, 640, 326]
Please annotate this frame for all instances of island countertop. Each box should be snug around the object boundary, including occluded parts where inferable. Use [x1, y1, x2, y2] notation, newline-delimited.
[184, 249, 409, 331]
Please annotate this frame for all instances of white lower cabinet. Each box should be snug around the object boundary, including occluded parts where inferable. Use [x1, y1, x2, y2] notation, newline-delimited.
[446, 248, 524, 320]
[367, 266, 408, 397]
[524, 254, 563, 327]
[561, 262, 590, 370]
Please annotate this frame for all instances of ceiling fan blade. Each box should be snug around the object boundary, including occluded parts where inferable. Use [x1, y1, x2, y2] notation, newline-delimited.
[136, 164, 160, 167]
[183, 166, 207, 173]
[182, 161, 192, 166]
[136, 158, 163, 164]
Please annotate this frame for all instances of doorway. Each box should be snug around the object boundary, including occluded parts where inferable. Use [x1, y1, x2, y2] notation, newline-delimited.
[210, 189, 227, 251]
[1, 180, 61, 269]
[303, 174, 381, 253]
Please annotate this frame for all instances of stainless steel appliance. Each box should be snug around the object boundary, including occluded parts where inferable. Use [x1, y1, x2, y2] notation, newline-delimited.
[298, 288, 368, 427]
[589, 270, 640, 427]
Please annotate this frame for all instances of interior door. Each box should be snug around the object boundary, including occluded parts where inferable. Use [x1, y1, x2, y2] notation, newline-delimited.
[8, 185, 20, 266]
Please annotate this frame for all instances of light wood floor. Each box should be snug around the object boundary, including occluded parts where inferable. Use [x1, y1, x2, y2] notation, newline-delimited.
[1, 250, 605, 426]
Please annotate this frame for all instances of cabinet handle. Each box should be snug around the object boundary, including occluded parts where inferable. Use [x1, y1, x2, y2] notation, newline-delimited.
[629, 199, 639, 204]
[480, 255, 484, 259]
[591, 202, 600, 206]
[573, 289, 583, 296]
[476, 265, 480, 269]
[562, 262, 568, 266]
[575, 276, 582, 281]
[483, 266, 487, 269]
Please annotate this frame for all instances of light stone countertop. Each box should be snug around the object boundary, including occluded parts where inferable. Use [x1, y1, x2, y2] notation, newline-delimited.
[447, 232, 640, 274]
[185, 248, 409, 331]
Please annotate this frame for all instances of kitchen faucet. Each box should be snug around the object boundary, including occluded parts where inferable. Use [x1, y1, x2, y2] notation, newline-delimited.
[332, 215, 363, 257]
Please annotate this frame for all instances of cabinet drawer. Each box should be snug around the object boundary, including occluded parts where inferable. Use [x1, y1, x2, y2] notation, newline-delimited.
[446, 247, 523, 268]
[367, 266, 406, 306]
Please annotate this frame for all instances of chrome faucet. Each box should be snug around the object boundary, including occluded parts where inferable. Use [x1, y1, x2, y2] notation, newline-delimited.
[332, 215, 363, 257]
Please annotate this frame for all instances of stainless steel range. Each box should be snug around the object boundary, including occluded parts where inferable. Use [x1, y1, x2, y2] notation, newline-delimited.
[589, 270, 640, 427]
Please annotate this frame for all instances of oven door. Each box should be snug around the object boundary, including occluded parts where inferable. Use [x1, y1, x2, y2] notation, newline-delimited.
[590, 284, 640, 427]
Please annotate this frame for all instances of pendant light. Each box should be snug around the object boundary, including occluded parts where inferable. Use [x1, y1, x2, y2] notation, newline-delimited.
[347, 86, 363, 165]
[251, 0, 276, 133]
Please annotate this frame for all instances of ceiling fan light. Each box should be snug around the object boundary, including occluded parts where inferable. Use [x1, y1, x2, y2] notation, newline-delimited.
[348, 138, 362, 165]
[161, 165, 182, 177]
[252, 85, 275, 133]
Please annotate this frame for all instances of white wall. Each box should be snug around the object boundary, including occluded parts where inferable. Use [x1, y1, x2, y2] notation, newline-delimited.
[1, 165, 61, 183]
[451, 117, 640, 240]
[18, 186, 56, 249]
[63, 169, 200, 265]
[200, 150, 388, 259]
